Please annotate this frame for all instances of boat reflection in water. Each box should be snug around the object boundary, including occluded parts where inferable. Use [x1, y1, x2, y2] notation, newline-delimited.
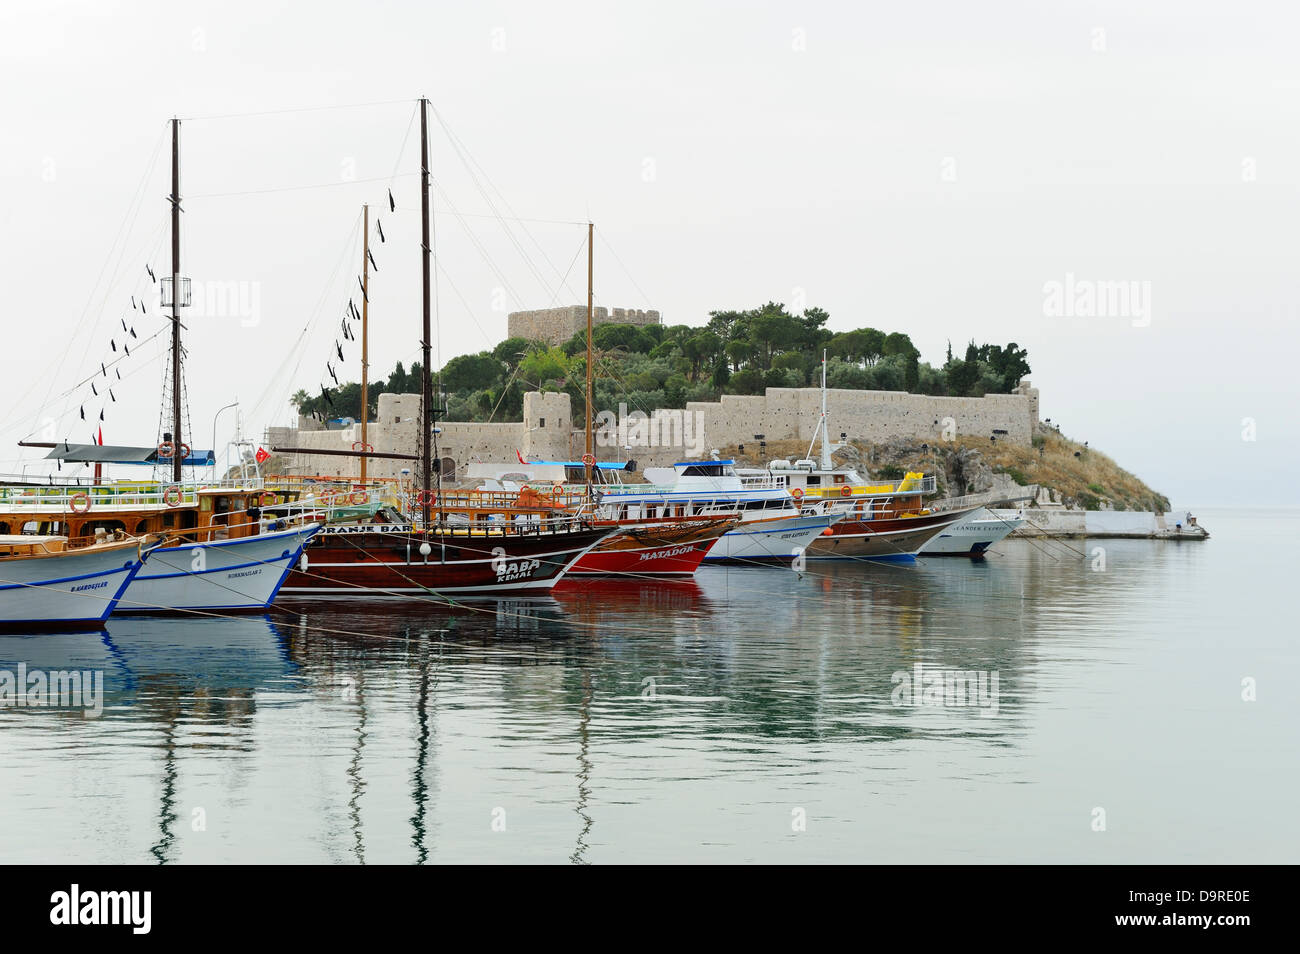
[2, 545, 1086, 864]
[552, 577, 709, 620]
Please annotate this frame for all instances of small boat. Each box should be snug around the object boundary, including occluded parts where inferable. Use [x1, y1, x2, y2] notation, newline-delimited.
[0, 533, 148, 631]
[917, 507, 1026, 557]
[599, 459, 843, 564]
[735, 353, 981, 561]
[468, 461, 738, 576]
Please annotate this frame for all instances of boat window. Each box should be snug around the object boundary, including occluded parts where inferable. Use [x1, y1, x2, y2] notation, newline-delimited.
[807, 476, 820, 486]
[680, 465, 728, 477]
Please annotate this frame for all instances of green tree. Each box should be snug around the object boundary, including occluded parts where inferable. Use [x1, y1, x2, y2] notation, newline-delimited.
[440, 351, 503, 392]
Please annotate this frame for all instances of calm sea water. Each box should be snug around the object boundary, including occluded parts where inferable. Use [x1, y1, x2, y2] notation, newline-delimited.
[1, 508, 1295, 864]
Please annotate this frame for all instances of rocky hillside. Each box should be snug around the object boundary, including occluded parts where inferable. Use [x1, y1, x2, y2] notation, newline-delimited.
[719, 423, 1169, 512]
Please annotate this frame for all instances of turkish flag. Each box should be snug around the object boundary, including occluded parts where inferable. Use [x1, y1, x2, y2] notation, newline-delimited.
[255, 446, 270, 464]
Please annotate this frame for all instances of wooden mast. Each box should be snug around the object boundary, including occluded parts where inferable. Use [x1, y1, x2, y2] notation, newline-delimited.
[169, 117, 183, 483]
[584, 221, 593, 490]
[419, 98, 433, 528]
[360, 203, 370, 485]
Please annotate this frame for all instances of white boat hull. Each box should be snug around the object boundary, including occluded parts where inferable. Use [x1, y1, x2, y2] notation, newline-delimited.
[703, 512, 839, 563]
[119, 524, 320, 613]
[0, 544, 143, 629]
[918, 508, 1024, 556]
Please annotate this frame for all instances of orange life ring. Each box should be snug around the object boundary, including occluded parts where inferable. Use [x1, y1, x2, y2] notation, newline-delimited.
[156, 440, 175, 459]
[791, 487, 804, 499]
[177, 443, 191, 460]
[259, 491, 277, 508]
[69, 491, 91, 514]
[163, 485, 183, 508]
[581, 453, 596, 467]
[350, 491, 366, 505]
[351, 441, 374, 452]
[840, 485, 852, 498]
[415, 490, 435, 506]
[551, 484, 564, 496]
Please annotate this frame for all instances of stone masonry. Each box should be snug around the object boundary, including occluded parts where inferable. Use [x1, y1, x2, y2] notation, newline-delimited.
[507, 305, 661, 346]
[271, 382, 1039, 481]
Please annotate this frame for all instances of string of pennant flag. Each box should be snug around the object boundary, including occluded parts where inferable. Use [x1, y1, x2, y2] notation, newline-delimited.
[77, 266, 150, 445]
[310, 191, 391, 421]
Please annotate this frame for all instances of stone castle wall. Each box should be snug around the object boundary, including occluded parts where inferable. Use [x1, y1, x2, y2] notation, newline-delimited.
[272, 392, 577, 481]
[507, 305, 661, 346]
[271, 382, 1039, 480]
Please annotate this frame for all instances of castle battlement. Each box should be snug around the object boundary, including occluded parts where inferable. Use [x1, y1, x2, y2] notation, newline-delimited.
[507, 305, 661, 346]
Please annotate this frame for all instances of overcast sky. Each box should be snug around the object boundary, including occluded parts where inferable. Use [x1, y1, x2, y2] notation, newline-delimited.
[1, 0, 1295, 506]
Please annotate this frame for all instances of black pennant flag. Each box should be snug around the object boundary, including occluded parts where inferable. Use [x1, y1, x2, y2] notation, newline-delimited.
[388, 189, 395, 212]
[377, 219, 385, 243]
[367, 249, 378, 271]
[336, 341, 344, 362]
[110, 340, 117, 352]
[146, 265, 156, 282]
[110, 389, 116, 402]
[91, 383, 98, 396]
[99, 410, 104, 422]
[121, 318, 128, 332]
[101, 363, 106, 377]
[327, 363, 338, 385]
[80, 406, 85, 420]
[357, 276, 368, 302]
[131, 296, 137, 310]
[130, 326, 137, 339]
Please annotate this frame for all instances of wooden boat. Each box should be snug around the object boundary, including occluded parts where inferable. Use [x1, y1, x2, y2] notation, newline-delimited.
[278, 488, 613, 597]
[11, 119, 319, 614]
[269, 102, 628, 598]
[468, 463, 738, 576]
[0, 533, 148, 631]
[0, 482, 319, 613]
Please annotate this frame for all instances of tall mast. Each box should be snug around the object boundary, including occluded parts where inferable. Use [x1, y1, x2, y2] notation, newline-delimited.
[169, 118, 183, 483]
[419, 98, 433, 528]
[360, 203, 370, 485]
[820, 348, 832, 470]
[584, 221, 594, 490]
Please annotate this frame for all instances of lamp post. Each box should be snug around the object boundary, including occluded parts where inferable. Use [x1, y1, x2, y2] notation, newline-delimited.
[212, 401, 238, 478]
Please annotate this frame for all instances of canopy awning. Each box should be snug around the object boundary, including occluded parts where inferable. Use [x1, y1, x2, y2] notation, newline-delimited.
[42, 443, 215, 465]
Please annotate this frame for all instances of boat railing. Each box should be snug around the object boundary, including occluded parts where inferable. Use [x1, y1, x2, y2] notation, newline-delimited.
[0, 484, 206, 510]
[931, 485, 1037, 512]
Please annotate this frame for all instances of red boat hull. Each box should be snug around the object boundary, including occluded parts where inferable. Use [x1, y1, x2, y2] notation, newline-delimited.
[277, 524, 610, 597]
[568, 518, 734, 576]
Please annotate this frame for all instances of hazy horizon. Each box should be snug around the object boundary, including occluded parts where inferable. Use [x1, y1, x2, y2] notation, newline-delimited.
[2, 1, 1296, 508]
